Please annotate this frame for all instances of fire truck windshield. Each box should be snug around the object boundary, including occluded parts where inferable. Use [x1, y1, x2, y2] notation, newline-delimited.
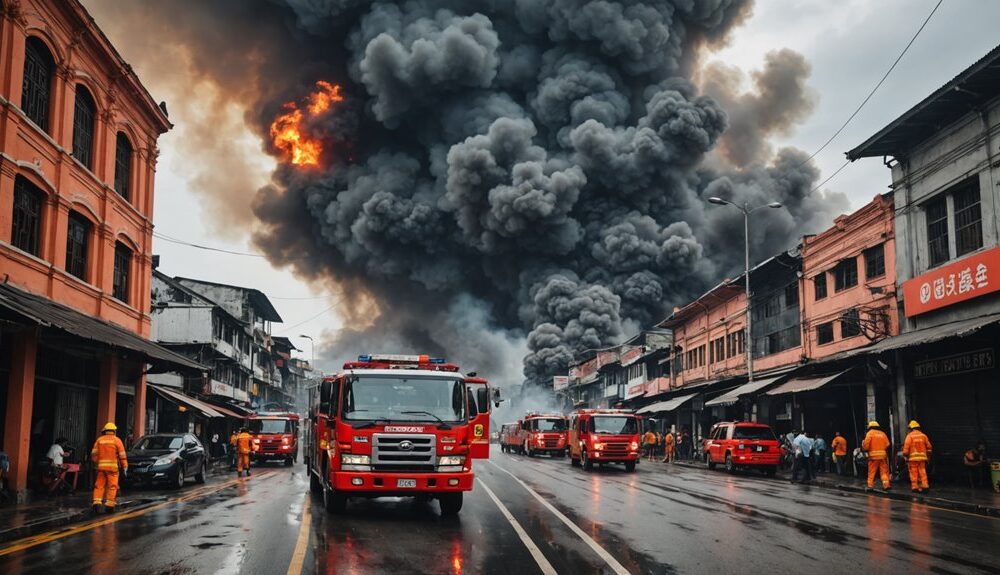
[533, 419, 566, 432]
[343, 375, 466, 424]
[589, 416, 638, 435]
[250, 419, 293, 434]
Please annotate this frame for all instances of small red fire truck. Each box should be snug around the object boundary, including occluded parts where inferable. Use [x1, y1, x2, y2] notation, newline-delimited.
[305, 354, 499, 515]
[568, 409, 641, 472]
[248, 411, 300, 466]
[517, 413, 568, 458]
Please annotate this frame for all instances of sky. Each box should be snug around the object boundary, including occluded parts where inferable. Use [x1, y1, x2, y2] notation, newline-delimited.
[83, 0, 1000, 373]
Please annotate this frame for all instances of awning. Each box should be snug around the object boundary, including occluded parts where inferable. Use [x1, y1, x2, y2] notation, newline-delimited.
[765, 370, 850, 396]
[207, 404, 248, 420]
[0, 283, 206, 373]
[149, 384, 225, 418]
[704, 376, 784, 407]
[834, 312, 1000, 360]
[637, 393, 697, 414]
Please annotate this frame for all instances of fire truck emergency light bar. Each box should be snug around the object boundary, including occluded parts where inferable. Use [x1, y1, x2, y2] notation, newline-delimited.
[357, 354, 447, 364]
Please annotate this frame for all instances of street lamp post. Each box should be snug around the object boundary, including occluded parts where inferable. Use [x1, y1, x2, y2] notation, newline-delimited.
[706, 198, 783, 387]
[298, 334, 315, 368]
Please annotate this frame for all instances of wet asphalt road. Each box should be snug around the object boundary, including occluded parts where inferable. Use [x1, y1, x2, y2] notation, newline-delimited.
[1, 447, 998, 574]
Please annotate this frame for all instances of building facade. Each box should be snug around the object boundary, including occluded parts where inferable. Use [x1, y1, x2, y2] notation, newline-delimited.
[847, 45, 1000, 471]
[0, 0, 189, 501]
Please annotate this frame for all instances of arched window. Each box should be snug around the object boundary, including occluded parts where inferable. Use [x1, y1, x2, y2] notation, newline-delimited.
[21, 37, 54, 131]
[65, 211, 91, 281]
[11, 176, 44, 256]
[114, 132, 132, 201]
[72, 86, 96, 169]
[112, 241, 132, 303]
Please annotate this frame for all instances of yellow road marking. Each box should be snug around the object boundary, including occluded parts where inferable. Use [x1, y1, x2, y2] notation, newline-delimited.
[285, 497, 312, 575]
[0, 471, 275, 557]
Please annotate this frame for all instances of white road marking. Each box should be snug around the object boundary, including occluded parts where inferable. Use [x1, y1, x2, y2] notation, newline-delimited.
[487, 460, 632, 575]
[476, 478, 558, 575]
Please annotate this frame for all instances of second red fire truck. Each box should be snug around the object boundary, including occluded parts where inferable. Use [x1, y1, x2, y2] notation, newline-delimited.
[305, 354, 498, 515]
[568, 409, 641, 472]
[248, 412, 300, 466]
[517, 413, 568, 457]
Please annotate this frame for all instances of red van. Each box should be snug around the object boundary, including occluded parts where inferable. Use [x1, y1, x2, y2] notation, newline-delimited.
[568, 409, 640, 472]
[703, 421, 780, 476]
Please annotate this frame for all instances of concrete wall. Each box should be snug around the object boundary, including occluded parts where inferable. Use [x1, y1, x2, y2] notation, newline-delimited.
[891, 95, 1000, 330]
[150, 305, 213, 343]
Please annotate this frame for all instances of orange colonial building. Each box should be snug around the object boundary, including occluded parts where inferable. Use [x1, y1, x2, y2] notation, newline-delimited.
[0, 0, 198, 501]
[800, 194, 898, 359]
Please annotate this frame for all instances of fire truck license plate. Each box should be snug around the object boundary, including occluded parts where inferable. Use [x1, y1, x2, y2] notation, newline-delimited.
[396, 479, 417, 488]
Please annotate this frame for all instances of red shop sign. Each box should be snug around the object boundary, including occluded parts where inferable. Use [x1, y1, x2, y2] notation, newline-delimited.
[902, 246, 1000, 316]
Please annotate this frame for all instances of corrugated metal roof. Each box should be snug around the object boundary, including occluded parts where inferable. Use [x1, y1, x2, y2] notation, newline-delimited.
[765, 370, 850, 396]
[704, 376, 785, 407]
[148, 384, 225, 418]
[0, 283, 206, 372]
[847, 43, 1000, 160]
[637, 393, 697, 414]
[831, 312, 1000, 360]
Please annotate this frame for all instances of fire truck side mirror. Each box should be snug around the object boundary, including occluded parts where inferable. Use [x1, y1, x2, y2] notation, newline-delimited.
[476, 387, 490, 414]
[491, 387, 502, 408]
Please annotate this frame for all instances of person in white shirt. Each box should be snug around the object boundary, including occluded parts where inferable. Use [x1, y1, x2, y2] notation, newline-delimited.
[46, 437, 70, 468]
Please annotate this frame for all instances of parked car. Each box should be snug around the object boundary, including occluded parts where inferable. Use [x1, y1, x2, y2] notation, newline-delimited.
[127, 433, 207, 488]
[703, 422, 780, 476]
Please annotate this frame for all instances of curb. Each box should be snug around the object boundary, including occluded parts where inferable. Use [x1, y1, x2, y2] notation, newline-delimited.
[668, 460, 1000, 518]
[0, 464, 235, 545]
[0, 498, 150, 544]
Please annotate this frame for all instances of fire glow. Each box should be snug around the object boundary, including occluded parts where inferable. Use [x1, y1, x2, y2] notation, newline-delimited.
[269, 80, 342, 166]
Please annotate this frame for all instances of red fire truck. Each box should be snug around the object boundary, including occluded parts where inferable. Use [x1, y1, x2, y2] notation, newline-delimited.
[568, 409, 641, 472]
[517, 413, 568, 458]
[248, 412, 300, 466]
[305, 354, 498, 515]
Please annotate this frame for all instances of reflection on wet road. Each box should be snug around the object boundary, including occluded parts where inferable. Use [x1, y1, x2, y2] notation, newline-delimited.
[1, 447, 997, 574]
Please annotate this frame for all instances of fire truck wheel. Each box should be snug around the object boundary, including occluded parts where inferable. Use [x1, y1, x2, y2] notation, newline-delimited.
[323, 484, 347, 514]
[309, 471, 322, 494]
[439, 492, 463, 516]
[625, 461, 636, 473]
[581, 451, 594, 471]
[559, 449, 567, 459]
[524, 441, 532, 457]
[284, 457, 293, 467]
[764, 466, 777, 478]
[571, 454, 580, 467]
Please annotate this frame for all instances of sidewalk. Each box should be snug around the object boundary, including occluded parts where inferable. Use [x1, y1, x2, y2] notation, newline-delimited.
[663, 458, 1000, 518]
[0, 458, 232, 545]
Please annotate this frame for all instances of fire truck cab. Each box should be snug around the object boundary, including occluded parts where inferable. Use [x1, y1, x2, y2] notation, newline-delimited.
[306, 354, 499, 516]
[499, 423, 522, 454]
[248, 412, 300, 466]
[568, 409, 641, 472]
[518, 413, 568, 458]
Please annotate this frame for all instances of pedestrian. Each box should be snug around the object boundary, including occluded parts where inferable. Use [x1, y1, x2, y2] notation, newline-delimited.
[831, 432, 848, 476]
[862, 420, 891, 491]
[681, 429, 691, 460]
[662, 430, 675, 463]
[902, 420, 932, 493]
[234, 427, 254, 477]
[814, 435, 827, 474]
[211, 433, 221, 459]
[655, 430, 664, 459]
[228, 430, 238, 470]
[963, 442, 987, 488]
[643, 429, 657, 461]
[791, 430, 814, 483]
[90, 422, 128, 513]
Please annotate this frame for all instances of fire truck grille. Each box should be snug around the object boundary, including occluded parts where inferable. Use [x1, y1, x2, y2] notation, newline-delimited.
[372, 434, 436, 472]
[543, 439, 560, 449]
[603, 442, 629, 455]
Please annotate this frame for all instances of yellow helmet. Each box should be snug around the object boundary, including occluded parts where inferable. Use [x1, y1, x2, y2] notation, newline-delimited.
[867, 420, 880, 428]
[102, 422, 118, 432]
[908, 420, 920, 429]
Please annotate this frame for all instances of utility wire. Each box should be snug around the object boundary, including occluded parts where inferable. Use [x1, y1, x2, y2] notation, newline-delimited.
[153, 231, 270, 258]
[809, 159, 851, 194]
[274, 302, 341, 334]
[798, 0, 944, 167]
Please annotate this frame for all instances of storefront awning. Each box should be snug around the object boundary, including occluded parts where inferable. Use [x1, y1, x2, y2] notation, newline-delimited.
[637, 393, 697, 414]
[149, 384, 225, 418]
[0, 283, 207, 373]
[704, 376, 784, 407]
[765, 370, 850, 396]
[209, 403, 250, 420]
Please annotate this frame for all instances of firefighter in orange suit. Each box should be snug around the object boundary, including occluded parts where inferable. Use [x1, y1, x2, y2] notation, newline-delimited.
[862, 420, 891, 491]
[903, 420, 932, 493]
[91, 422, 128, 513]
[234, 427, 254, 477]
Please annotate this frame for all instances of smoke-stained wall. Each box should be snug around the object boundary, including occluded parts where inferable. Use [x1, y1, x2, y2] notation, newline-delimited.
[87, 0, 850, 391]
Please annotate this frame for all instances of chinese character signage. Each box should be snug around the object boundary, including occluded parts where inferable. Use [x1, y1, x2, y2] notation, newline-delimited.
[913, 348, 995, 379]
[553, 376, 569, 391]
[902, 245, 1000, 316]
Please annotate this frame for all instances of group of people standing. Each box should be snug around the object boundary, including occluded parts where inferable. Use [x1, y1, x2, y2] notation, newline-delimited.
[786, 430, 843, 483]
[643, 428, 692, 462]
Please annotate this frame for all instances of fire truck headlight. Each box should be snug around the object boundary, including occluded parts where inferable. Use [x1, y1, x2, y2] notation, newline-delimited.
[282, 437, 290, 445]
[438, 456, 465, 466]
[340, 454, 370, 466]
[593, 443, 605, 451]
[630, 441, 639, 451]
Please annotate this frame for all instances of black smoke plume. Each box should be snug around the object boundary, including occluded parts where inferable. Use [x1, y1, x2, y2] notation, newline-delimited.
[89, 0, 849, 390]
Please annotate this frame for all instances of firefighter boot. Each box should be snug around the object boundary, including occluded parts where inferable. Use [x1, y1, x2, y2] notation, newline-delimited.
[92, 504, 102, 514]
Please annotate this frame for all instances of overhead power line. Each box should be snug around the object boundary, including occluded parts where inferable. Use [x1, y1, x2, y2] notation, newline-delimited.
[799, 0, 944, 168]
[274, 302, 341, 334]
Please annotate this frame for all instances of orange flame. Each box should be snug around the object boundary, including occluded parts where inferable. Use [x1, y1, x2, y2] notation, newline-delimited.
[270, 81, 343, 167]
